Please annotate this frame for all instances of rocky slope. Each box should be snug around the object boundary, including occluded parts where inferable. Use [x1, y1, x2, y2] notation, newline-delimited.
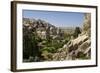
[52, 13, 91, 60]
[23, 18, 64, 40]
[23, 18, 64, 62]
[53, 34, 91, 60]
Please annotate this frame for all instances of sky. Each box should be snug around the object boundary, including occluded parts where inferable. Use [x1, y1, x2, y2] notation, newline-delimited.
[23, 10, 85, 27]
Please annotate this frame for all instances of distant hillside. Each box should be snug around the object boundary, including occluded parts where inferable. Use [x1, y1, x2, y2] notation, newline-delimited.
[60, 27, 75, 35]
[23, 18, 77, 35]
[23, 18, 63, 40]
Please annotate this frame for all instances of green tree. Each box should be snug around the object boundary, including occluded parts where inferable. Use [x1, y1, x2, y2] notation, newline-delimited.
[73, 27, 81, 38]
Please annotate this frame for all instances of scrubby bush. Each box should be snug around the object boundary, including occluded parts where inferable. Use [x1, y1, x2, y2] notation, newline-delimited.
[41, 47, 55, 53]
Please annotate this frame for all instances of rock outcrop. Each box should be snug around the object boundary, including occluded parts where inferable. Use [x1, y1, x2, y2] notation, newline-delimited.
[53, 34, 91, 60]
[23, 18, 63, 40]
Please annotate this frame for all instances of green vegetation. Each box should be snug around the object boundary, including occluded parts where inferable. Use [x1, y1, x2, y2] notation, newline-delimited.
[73, 27, 81, 38]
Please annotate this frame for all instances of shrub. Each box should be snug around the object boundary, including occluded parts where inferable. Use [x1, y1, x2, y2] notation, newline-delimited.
[73, 27, 81, 38]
